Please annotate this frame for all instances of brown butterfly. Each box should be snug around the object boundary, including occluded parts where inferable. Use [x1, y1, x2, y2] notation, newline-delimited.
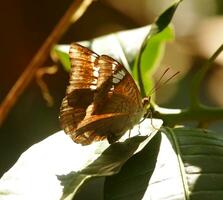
[59, 43, 149, 145]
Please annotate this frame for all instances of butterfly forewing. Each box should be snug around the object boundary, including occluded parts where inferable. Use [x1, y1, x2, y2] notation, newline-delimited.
[68, 43, 98, 91]
[60, 43, 145, 145]
[60, 43, 99, 135]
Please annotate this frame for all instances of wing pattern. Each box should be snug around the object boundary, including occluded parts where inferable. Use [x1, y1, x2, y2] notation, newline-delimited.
[60, 43, 145, 145]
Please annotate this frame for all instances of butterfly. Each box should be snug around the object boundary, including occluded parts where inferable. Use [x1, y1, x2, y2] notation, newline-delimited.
[59, 43, 149, 145]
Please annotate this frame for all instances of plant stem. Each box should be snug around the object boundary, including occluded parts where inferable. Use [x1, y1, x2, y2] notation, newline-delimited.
[153, 105, 223, 126]
[0, 0, 94, 126]
[190, 43, 223, 108]
[137, 31, 150, 98]
[154, 44, 223, 126]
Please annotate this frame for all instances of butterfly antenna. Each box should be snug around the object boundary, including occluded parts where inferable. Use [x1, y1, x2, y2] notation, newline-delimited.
[148, 68, 180, 97]
[152, 71, 180, 93]
[149, 68, 170, 95]
[162, 71, 180, 85]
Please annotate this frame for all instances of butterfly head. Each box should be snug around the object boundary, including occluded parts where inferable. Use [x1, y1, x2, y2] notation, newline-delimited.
[142, 96, 150, 108]
[141, 96, 150, 117]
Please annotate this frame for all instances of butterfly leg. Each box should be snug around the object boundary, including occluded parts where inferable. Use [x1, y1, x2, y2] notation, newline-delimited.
[137, 124, 142, 135]
[128, 129, 131, 138]
[148, 110, 161, 131]
[107, 133, 118, 144]
[107, 130, 126, 144]
[137, 109, 151, 135]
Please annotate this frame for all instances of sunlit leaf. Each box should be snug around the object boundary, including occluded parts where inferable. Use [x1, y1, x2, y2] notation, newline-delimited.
[0, 119, 163, 200]
[104, 128, 223, 200]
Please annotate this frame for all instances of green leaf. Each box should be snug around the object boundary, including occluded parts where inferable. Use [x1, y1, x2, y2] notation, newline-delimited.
[135, 0, 181, 97]
[104, 127, 223, 200]
[133, 26, 174, 95]
[155, 0, 182, 31]
[0, 119, 163, 200]
[52, 45, 70, 71]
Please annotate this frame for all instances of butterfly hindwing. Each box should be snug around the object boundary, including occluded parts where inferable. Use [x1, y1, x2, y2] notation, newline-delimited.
[73, 113, 128, 145]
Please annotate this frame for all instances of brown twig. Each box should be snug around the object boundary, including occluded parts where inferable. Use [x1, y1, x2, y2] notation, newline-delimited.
[35, 65, 58, 107]
[0, 0, 94, 126]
